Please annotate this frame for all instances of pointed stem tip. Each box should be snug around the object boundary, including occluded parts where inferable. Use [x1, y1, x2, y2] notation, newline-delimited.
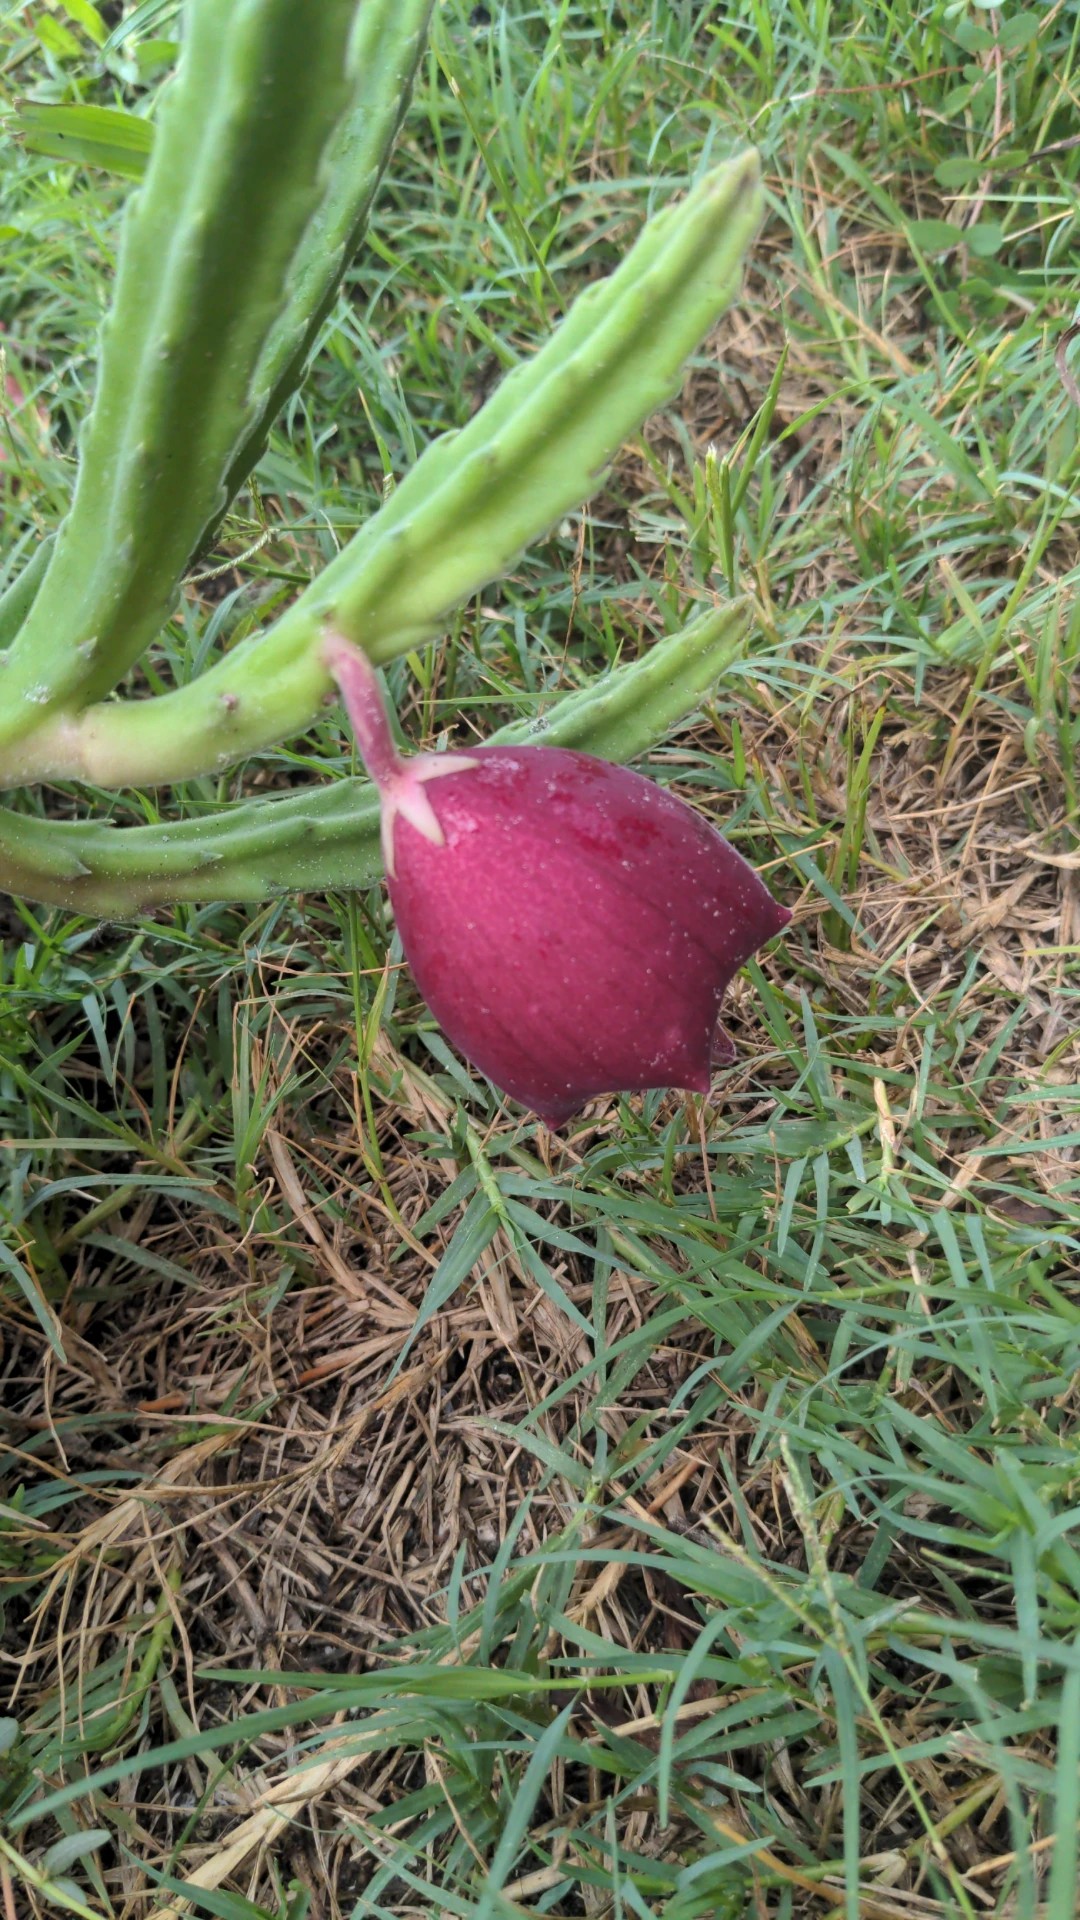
[321, 630, 403, 790]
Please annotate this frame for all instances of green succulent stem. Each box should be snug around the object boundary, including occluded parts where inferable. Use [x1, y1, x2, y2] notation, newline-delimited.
[0, 601, 752, 912]
[0, 537, 53, 650]
[216, 0, 434, 527]
[0, 150, 762, 793]
[0, 0, 431, 746]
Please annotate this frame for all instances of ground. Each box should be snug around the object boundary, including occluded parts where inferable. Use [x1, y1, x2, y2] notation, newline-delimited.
[1, 3, 1079, 1918]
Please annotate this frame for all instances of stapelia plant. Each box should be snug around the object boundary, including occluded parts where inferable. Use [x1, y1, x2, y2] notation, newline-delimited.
[0, 0, 784, 1110]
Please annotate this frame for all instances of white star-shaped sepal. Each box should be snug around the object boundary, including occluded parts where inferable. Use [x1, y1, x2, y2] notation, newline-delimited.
[380, 755, 479, 877]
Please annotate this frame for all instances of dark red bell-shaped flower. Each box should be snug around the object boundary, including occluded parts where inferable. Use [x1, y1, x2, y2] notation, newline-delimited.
[325, 635, 789, 1127]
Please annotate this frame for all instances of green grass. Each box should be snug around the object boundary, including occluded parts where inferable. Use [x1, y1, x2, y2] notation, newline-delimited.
[1, 1, 1079, 1917]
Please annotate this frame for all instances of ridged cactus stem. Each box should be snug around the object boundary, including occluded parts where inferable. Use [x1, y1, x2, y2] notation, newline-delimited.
[0, 601, 752, 912]
[215, 0, 434, 533]
[0, 0, 431, 745]
[0, 152, 763, 791]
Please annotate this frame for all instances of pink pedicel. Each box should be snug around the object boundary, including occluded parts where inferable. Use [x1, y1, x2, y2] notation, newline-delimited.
[324, 635, 790, 1127]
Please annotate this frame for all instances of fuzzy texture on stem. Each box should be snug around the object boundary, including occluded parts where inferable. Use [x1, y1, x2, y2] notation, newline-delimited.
[325, 637, 789, 1127]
